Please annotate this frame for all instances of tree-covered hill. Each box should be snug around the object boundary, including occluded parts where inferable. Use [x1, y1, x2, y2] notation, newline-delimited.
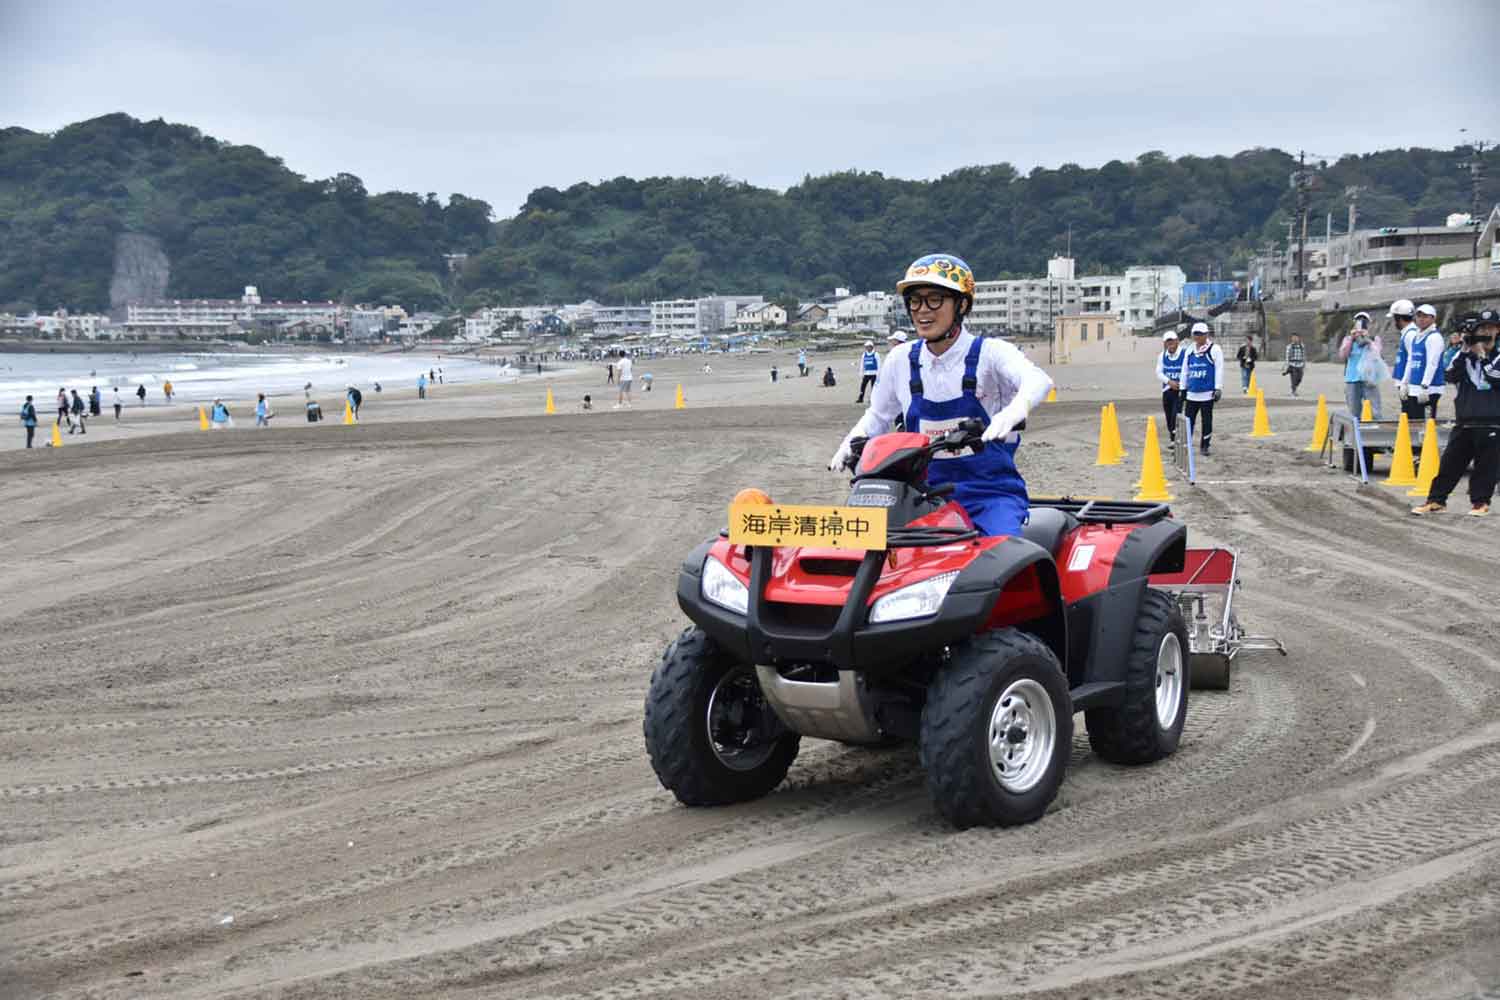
[1, 113, 1493, 313]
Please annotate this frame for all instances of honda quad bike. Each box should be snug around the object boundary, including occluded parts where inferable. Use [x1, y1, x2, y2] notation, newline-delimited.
[643, 419, 1193, 828]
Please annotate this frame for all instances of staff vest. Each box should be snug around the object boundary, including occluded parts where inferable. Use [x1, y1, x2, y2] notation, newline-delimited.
[1184, 348, 1218, 394]
[861, 351, 879, 373]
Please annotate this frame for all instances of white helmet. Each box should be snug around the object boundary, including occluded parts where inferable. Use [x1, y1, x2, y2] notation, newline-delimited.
[1388, 299, 1414, 318]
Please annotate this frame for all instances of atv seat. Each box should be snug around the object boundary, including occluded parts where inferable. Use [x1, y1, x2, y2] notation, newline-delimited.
[1020, 506, 1078, 556]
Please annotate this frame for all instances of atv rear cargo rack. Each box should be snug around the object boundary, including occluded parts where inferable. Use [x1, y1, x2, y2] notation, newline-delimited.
[1027, 497, 1171, 524]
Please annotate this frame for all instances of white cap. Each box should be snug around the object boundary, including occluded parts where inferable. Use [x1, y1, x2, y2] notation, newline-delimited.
[1190, 322, 1210, 335]
[887, 330, 908, 343]
[1162, 330, 1178, 341]
[864, 340, 874, 347]
[1416, 303, 1437, 317]
[1354, 311, 1371, 322]
[1388, 298, 1414, 317]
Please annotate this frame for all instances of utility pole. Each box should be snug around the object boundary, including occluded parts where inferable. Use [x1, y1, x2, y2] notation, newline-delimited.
[1344, 185, 1363, 294]
[1458, 136, 1492, 275]
[1295, 151, 1310, 300]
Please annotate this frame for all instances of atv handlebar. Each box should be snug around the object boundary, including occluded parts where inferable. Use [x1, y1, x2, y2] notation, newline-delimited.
[843, 417, 987, 471]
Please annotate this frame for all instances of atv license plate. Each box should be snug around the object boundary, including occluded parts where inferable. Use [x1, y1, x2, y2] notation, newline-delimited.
[728, 503, 888, 551]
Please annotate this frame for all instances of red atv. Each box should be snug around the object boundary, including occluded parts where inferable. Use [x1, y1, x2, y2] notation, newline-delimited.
[644, 418, 1191, 828]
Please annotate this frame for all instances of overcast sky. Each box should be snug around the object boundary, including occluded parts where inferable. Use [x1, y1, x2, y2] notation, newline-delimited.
[4, 0, 1497, 217]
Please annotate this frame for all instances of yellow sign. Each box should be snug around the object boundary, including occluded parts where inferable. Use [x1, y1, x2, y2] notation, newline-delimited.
[728, 502, 888, 551]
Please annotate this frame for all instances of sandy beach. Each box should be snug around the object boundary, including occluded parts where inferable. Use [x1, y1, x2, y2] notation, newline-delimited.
[2, 349, 1496, 999]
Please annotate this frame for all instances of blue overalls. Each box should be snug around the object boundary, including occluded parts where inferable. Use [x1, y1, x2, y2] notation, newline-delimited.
[905, 338, 1028, 537]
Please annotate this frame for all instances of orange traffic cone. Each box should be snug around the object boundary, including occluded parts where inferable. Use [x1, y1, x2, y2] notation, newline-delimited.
[198, 406, 210, 431]
[1249, 389, 1273, 437]
[50, 422, 63, 448]
[1094, 406, 1120, 466]
[1305, 394, 1329, 452]
[675, 383, 686, 410]
[1106, 403, 1127, 461]
[1407, 418, 1441, 497]
[1134, 417, 1174, 502]
[1381, 413, 1417, 487]
[1045, 385, 1057, 403]
[545, 388, 556, 414]
[1360, 398, 1374, 422]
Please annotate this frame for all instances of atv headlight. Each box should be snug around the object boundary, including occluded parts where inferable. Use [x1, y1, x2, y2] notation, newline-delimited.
[868, 571, 959, 624]
[701, 556, 749, 615]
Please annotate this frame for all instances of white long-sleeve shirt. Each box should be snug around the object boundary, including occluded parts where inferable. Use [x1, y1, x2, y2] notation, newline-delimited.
[843, 329, 1053, 441]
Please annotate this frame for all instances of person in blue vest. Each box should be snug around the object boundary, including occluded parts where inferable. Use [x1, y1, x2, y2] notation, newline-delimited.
[1155, 329, 1186, 444]
[797, 348, 808, 377]
[20, 394, 38, 448]
[209, 398, 232, 429]
[1389, 298, 1418, 415]
[855, 340, 880, 403]
[827, 252, 1053, 537]
[1401, 303, 1446, 422]
[1181, 322, 1224, 455]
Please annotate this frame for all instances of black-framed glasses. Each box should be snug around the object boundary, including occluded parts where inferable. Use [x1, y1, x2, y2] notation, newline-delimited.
[905, 291, 951, 313]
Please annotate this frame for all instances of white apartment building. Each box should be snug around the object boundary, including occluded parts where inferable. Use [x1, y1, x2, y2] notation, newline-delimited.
[971, 278, 1082, 335]
[831, 291, 899, 332]
[125, 286, 341, 338]
[1079, 275, 1125, 318]
[1122, 266, 1186, 329]
[651, 296, 764, 340]
[593, 304, 652, 339]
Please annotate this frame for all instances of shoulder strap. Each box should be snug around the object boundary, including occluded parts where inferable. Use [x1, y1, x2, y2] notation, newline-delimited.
[961, 336, 983, 393]
[907, 339, 924, 397]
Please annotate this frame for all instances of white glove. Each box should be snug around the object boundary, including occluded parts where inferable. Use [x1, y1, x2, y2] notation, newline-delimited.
[828, 439, 852, 472]
[981, 402, 1027, 443]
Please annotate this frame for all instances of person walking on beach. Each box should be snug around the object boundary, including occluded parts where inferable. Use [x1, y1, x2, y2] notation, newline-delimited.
[855, 340, 879, 403]
[417, 372, 428, 399]
[614, 352, 633, 408]
[606, 361, 615, 385]
[112, 388, 122, 420]
[798, 348, 808, 377]
[1182, 322, 1224, 455]
[255, 393, 274, 427]
[1283, 333, 1307, 397]
[162, 380, 174, 403]
[136, 384, 147, 406]
[209, 398, 232, 429]
[1235, 335, 1257, 393]
[20, 395, 37, 448]
[1412, 309, 1500, 517]
[56, 388, 70, 429]
[1156, 330, 1186, 443]
[346, 385, 362, 420]
[69, 389, 87, 435]
[89, 386, 101, 417]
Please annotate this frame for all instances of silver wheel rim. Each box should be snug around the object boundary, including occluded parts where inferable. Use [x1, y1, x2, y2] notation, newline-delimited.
[1155, 633, 1184, 729]
[988, 677, 1056, 794]
[706, 668, 779, 772]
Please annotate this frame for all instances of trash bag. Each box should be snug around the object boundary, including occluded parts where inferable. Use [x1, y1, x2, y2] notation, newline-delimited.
[1358, 348, 1389, 388]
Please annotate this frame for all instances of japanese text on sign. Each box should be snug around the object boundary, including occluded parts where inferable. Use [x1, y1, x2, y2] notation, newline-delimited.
[727, 503, 888, 551]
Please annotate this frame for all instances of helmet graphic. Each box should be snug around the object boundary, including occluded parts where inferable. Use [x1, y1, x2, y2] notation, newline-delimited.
[897, 253, 976, 303]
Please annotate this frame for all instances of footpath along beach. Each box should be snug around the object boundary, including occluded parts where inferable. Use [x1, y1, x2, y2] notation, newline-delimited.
[2, 349, 1497, 999]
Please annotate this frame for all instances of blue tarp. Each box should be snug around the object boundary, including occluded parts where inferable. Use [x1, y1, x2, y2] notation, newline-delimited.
[1181, 281, 1239, 308]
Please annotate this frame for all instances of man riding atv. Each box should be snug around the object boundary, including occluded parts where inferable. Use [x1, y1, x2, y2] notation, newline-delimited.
[828, 253, 1054, 537]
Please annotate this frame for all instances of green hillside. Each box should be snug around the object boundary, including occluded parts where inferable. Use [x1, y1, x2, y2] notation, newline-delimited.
[0, 113, 1492, 313]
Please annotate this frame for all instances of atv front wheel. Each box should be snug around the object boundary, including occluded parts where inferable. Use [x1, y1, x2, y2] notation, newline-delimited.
[1086, 588, 1189, 764]
[644, 627, 800, 806]
[919, 629, 1072, 829]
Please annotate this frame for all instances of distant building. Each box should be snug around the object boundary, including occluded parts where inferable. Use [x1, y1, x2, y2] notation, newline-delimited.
[1326, 223, 1482, 287]
[830, 292, 898, 333]
[734, 302, 788, 332]
[651, 296, 763, 340]
[1122, 266, 1186, 330]
[795, 304, 830, 328]
[1052, 313, 1127, 364]
[593, 304, 652, 339]
[125, 286, 338, 338]
[971, 278, 1082, 335]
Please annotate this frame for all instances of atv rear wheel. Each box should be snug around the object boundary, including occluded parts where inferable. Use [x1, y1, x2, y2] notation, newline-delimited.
[1086, 588, 1189, 765]
[919, 629, 1072, 829]
[643, 627, 800, 806]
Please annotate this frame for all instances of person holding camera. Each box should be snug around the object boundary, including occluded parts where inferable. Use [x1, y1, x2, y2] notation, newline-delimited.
[1411, 309, 1500, 517]
[1338, 311, 1384, 420]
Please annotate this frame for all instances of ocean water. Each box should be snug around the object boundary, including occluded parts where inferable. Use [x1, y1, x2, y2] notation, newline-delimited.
[0, 350, 521, 405]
